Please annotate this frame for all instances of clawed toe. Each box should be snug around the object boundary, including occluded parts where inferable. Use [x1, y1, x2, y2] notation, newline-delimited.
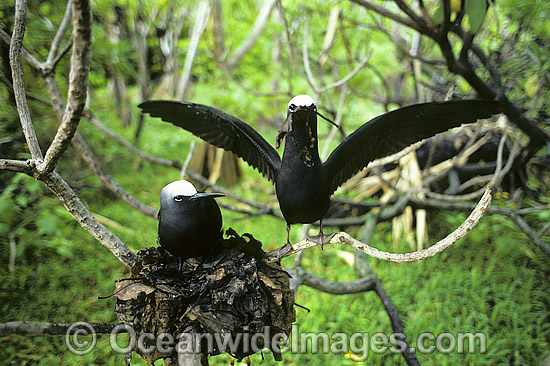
[276, 242, 294, 258]
[307, 232, 335, 249]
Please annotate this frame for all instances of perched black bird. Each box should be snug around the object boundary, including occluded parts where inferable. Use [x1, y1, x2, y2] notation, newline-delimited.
[141, 95, 500, 251]
[158, 180, 224, 258]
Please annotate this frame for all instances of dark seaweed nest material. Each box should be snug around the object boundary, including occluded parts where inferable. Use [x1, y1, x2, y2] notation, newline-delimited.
[114, 229, 295, 364]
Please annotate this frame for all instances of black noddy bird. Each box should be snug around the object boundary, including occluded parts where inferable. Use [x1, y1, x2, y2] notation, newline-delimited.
[141, 95, 500, 252]
[158, 180, 225, 258]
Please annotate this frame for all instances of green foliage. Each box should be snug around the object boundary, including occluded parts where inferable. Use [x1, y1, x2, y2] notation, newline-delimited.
[465, 0, 488, 33]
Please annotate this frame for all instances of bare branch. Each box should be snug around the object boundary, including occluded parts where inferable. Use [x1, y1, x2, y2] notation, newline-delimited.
[31, 71, 158, 220]
[211, 0, 225, 61]
[278, 186, 492, 262]
[181, 141, 196, 179]
[0, 321, 127, 337]
[319, 6, 340, 67]
[85, 111, 181, 168]
[0, 72, 51, 105]
[374, 18, 443, 66]
[349, 0, 422, 32]
[276, 0, 307, 87]
[287, 267, 375, 294]
[302, 21, 320, 92]
[46, 0, 73, 66]
[394, 0, 425, 29]
[225, 0, 277, 69]
[0, 158, 34, 174]
[300, 18, 370, 96]
[374, 282, 420, 366]
[9, 0, 43, 159]
[177, 1, 210, 100]
[500, 212, 550, 256]
[0, 27, 41, 69]
[51, 37, 73, 70]
[43, 74, 68, 117]
[423, 135, 521, 201]
[39, 0, 92, 173]
[4, 0, 145, 268]
[538, 222, 550, 237]
[407, 196, 550, 256]
[42, 171, 137, 265]
[351, 0, 550, 156]
[71, 133, 159, 219]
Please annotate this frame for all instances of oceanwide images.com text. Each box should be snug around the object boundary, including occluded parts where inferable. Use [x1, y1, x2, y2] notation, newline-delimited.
[65, 322, 487, 358]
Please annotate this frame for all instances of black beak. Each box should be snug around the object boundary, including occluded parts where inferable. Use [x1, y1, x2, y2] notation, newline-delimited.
[316, 110, 340, 128]
[293, 106, 340, 128]
[190, 192, 225, 201]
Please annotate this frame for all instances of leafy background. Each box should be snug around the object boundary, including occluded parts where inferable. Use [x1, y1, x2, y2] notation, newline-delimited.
[1, 0, 549, 365]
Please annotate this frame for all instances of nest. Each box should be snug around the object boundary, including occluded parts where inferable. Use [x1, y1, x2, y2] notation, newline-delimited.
[114, 229, 295, 364]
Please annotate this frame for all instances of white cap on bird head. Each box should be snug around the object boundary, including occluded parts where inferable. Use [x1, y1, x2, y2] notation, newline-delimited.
[288, 95, 316, 109]
[161, 180, 197, 200]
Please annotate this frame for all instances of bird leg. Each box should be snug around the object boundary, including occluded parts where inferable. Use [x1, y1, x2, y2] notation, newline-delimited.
[275, 224, 294, 258]
[307, 219, 335, 249]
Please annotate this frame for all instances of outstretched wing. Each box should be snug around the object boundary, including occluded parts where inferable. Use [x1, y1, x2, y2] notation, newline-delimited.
[323, 100, 501, 195]
[139, 100, 282, 182]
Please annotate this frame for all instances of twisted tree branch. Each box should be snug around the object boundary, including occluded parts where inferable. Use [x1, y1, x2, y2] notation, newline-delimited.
[38, 0, 92, 173]
[9, 0, 43, 160]
[275, 186, 492, 262]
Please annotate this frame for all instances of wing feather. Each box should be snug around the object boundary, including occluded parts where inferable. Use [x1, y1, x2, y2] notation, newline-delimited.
[324, 100, 501, 195]
[139, 101, 281, 182]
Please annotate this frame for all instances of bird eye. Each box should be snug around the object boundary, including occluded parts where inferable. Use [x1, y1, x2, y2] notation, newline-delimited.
[289, 104, 296, 111]
[174, 196, 183, 202]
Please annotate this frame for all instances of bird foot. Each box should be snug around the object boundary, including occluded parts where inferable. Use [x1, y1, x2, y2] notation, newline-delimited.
[307, 232, 336, 249]
[272, 242, 294, 259]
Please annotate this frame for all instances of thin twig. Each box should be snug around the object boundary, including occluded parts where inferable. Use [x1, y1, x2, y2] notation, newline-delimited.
[46, 0, 73, 66]
[72, 133, 159, 219]
[51, 37, 73, 70]
[85, 110, 181, 168]
[181, 140, 196, 180]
